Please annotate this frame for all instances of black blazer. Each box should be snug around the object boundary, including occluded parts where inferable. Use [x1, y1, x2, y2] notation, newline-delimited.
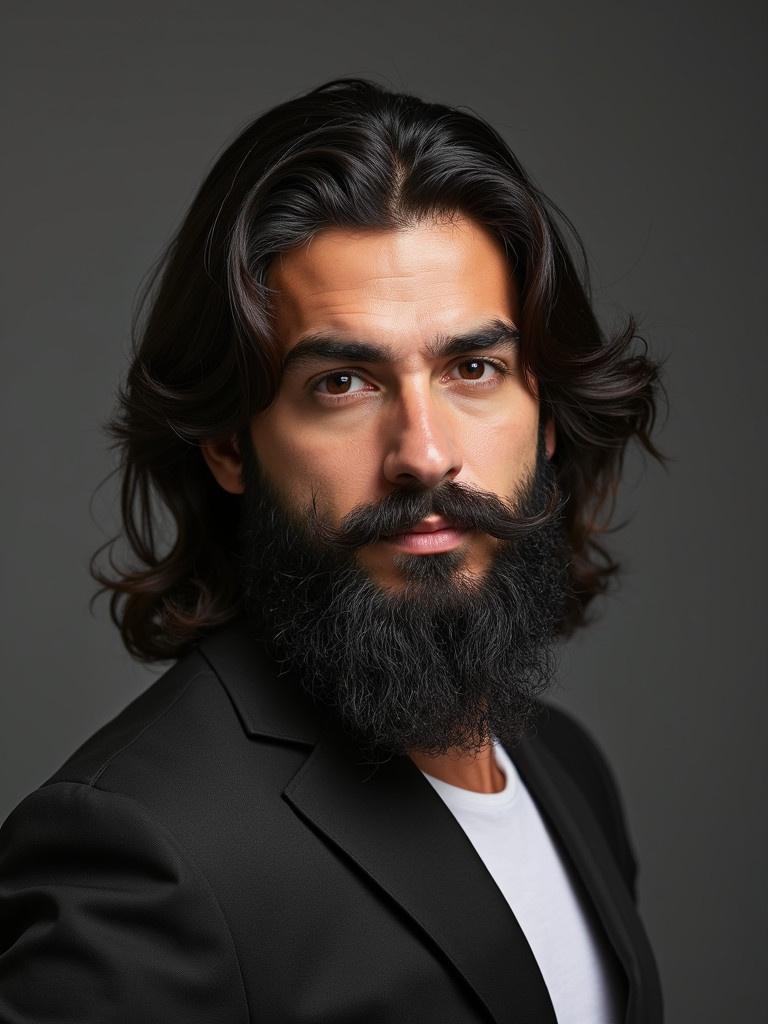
[0, 618, 663, 1022]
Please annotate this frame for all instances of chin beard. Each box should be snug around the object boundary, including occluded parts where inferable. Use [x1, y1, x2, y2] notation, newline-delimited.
[236, 426, 571, 761]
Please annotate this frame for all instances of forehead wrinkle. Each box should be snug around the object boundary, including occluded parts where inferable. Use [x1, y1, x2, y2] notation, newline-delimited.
[275, 249, 470, 300]
[269, 218, 519, 363]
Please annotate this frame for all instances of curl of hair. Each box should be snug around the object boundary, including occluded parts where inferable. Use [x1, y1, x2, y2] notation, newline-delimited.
[91, 77, 667, 662]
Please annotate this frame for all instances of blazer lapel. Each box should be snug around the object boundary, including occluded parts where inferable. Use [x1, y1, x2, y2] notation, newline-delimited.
[284, 723, 557, 1024]
[199, 619, 660, 1023]
[201, 622, 555, 1020]
[511, 738, 664, 1024]
[197, 618, 323, 746]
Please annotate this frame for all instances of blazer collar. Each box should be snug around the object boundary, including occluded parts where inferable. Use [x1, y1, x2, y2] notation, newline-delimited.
[197, 616, 661, 1024]
[196, 615, 323, 746]
[513, 736, 664, 1023]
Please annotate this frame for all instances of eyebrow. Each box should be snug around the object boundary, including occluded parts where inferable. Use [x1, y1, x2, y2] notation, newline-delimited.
[281, 317, 521, 374]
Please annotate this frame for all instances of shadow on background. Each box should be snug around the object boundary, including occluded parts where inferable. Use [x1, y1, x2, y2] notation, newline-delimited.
[1, 2, 765, 1019]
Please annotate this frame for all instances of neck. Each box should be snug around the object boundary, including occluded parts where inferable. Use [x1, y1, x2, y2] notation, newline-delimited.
[407, 739, 506, 794]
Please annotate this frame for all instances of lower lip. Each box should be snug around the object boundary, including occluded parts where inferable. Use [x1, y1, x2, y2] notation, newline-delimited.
[382, 527, 469, 553]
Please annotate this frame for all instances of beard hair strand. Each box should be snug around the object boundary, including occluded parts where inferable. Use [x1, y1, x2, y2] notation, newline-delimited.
[237, 429, 571, 761]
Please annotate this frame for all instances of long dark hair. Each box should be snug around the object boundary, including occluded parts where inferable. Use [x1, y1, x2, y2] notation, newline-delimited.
[91, 77, 666, 662]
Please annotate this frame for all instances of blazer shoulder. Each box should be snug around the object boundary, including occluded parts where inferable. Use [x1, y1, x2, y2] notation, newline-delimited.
[0, 779, 250, 1022]
[44, 647, 226, 791]
[530, 700, 615, 781]
[530, 701, 640, 899]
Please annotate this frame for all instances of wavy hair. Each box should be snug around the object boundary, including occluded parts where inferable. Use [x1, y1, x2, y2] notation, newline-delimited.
[91, 77, 666, 662]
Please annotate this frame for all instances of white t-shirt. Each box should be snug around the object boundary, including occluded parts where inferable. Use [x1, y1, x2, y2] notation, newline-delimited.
[419, 736, 624, 1024]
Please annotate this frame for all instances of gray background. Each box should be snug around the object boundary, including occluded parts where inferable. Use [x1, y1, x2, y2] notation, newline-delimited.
[2, 1, 765, 1019]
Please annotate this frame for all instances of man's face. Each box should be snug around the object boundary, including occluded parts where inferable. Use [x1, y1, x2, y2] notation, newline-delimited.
[250, 215, 549, 589]
[203, 214, 568, 758]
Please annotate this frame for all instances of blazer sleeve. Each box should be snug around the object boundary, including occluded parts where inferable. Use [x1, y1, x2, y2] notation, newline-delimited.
[0, 781, 249, 1024]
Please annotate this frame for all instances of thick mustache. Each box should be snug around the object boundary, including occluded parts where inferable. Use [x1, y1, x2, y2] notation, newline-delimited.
[308, 478, 564, 550]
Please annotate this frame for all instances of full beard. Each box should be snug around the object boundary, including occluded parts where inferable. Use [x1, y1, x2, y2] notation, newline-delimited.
[236, 425, 571, 762]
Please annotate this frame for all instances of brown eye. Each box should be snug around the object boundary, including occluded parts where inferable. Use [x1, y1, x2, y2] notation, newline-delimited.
[447, 358, 506, 386]
[325, 372, 353, 395]
[458, 359, 486, 380]
[313, 371, 371, 398]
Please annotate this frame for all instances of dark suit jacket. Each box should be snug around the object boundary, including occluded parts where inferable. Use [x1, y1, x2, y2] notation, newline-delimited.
[0, 617, 663, 1023]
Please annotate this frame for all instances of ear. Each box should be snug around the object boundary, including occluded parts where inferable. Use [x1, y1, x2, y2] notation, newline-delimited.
[544, 416, 556, 459]
[200, 433, 245, 495]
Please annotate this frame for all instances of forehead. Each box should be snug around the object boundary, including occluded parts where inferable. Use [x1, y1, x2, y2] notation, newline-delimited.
[266, 215, 518, 351]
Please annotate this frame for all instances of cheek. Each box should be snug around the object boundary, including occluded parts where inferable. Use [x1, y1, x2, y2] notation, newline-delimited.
[460, 394, 540, 494]
[250, 408, 380, 517]
[251, 381, 540, 517]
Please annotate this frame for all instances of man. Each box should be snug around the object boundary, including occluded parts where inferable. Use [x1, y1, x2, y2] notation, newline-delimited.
[0, 78, 665, 1022]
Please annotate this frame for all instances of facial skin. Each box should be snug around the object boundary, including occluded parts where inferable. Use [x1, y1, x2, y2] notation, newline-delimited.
[249, 215, 553, 589]
[202, 214, 559, 793]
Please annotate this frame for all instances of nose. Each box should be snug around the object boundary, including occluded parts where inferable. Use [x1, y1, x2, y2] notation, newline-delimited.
[381, 383, 462, 489]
